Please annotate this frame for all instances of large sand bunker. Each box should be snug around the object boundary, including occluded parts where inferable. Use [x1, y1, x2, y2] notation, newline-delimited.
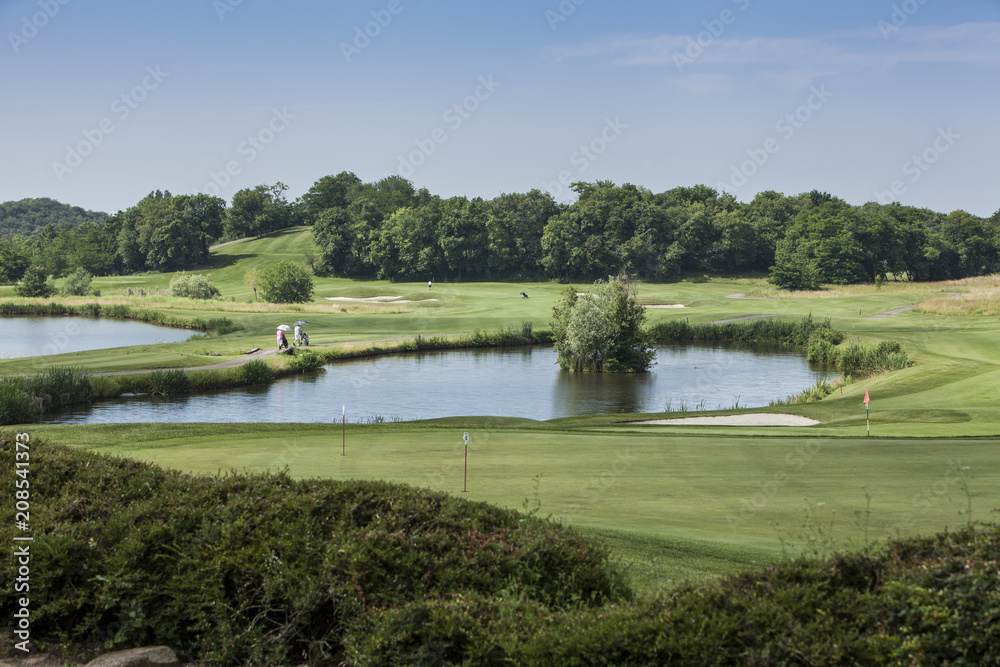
[631, 414, 819, 426]
[325, 296, 439, 304]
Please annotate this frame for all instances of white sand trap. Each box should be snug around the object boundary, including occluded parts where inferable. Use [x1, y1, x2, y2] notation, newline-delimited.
[632, 413, 819, 426]
[645, 304, 687, 309]
[325, 296, 438, 304]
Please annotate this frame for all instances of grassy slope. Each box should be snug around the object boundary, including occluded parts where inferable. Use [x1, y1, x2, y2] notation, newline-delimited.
[9, 227, 1000, 592]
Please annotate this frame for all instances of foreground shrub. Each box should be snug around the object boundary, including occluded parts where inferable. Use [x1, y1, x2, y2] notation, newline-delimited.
[168, 273, 221, 300]
[0, 438, 628, 665]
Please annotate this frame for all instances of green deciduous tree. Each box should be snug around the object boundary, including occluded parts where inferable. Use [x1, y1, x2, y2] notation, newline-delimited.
[257, 261, 314, 303]
[0, 238, 31, 284]
[14, 265, 56, 298]
[552, 276, 655, 372]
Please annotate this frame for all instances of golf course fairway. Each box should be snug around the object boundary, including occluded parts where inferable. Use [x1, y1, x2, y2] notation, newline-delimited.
[7, 227, 1000, 594]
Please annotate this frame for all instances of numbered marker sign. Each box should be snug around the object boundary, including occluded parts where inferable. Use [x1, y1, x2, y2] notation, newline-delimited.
[464, 432, 469, 444]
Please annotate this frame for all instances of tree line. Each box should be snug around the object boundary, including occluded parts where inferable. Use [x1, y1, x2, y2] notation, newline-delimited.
[2, 173, 998, 289]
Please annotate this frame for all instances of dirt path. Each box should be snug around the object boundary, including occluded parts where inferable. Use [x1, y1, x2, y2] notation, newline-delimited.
[726, 293, 777, 301]
[705, 314, 778, 324]
[864, 306, 914, 319]
[90, 335, 464, 376]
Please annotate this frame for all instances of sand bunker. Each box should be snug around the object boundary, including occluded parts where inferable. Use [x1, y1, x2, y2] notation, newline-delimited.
[631, 414, 819, 426]
[325, 296, 439, 304]
[645, 304, 687, 309]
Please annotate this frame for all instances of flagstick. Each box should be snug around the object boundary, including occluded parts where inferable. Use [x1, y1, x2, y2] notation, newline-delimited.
[866, 403, 870, 437]
[342, 404, 346, 456]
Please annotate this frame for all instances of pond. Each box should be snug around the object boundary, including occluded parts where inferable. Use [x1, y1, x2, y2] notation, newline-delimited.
[44, 343, 837, 424]
[0, 316, 201, 360]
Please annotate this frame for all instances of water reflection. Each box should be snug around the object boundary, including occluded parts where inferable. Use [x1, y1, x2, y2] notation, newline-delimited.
[45, 343, 835, 424]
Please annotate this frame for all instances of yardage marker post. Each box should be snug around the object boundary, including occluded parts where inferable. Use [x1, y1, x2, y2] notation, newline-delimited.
[462, 432, 469, 492]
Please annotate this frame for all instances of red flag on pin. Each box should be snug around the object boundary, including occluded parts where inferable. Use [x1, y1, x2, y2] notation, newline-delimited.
[863, 388, 870, 407]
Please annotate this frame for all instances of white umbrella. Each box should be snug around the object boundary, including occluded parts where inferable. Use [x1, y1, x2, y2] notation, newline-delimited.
[277, 325, 292, 332]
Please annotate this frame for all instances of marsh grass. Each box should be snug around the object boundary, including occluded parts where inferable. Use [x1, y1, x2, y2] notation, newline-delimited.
[0, 300, 241, 335]
[915, 276, 1000, 315]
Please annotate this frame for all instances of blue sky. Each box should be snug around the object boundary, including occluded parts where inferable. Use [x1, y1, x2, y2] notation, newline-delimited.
[2, 0, 998, 216]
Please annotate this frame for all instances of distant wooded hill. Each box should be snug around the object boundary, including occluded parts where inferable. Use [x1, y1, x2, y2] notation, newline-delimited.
[0, 198, 108, 239]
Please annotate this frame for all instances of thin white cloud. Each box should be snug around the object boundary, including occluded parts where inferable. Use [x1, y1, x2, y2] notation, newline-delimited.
[550, 22, 1000, 81]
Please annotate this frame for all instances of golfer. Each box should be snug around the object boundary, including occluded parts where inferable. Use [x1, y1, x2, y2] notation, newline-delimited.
[294, 324, 303, 345]
[277, 328, 288, 350]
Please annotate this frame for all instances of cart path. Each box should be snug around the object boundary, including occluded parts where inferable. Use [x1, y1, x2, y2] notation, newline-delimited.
[864, 306, 914, 319]
[726, 293, 778, 301]
[705, 314, 778, 324]
[90, 334, 465, 376]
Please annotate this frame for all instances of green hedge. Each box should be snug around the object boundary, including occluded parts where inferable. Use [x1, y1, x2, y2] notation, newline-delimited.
[344, 528, 1000, 665]
[0, 436, 628, 665]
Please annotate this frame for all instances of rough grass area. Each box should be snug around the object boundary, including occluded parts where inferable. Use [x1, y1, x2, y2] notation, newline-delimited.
[0, 435, 628, 666]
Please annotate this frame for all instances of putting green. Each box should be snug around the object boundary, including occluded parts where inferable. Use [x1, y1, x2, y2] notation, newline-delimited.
[32, 421, 1000, 593]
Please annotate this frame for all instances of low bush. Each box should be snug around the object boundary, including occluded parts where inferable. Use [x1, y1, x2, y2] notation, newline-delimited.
[59, 268, 93, 296]
[0, 437, 628, 665]
[168, 273, 221, 300]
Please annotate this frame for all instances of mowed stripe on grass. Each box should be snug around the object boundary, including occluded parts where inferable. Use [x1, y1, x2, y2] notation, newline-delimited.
[46, 423, 999, 592]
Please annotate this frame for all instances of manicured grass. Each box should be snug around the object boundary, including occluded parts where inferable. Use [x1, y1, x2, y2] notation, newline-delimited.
[32, 421, 1000, 595]
[11, 227, 1000, 592]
